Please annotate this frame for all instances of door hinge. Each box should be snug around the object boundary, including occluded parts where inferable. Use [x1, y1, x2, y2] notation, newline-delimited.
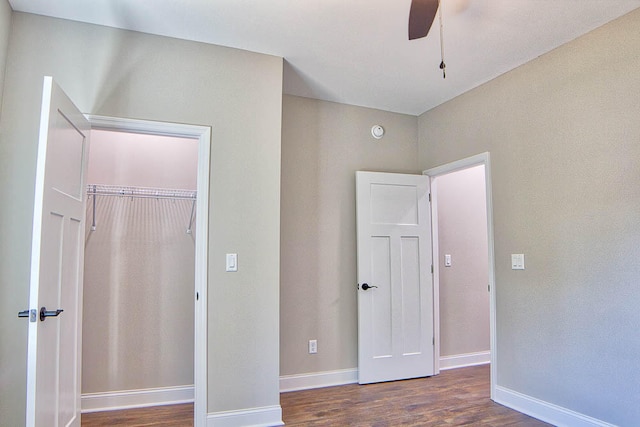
[428, 193, 431, 202]
[488, 284, 490, 292]
[431, 264, 434, 274]
[432, 337, 435, 346]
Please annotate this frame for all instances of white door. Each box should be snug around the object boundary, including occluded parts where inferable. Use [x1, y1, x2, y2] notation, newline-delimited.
[356, 171, 434, 384]
[24, 77, 90, 426]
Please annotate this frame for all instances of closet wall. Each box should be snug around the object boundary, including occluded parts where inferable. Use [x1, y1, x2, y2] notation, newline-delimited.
[82, 130, 198, 394]
[435, 165, 490, 363]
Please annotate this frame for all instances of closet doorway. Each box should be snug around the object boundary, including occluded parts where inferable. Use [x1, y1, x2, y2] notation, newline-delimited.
[432, 164, 490, 368]
[425, 152, 497, 398]
[80, 117, 210, 426]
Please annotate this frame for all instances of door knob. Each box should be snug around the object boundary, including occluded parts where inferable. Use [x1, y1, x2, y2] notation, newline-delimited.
[40, 307, 63, 322]
[361, 283, 378, 290]
[18, 309, 37, 322]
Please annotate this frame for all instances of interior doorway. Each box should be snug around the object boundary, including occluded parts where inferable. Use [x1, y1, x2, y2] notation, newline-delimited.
[81, 116, 210, 427]
[425, 152, 497, 399]
[81, 130, 197, 413]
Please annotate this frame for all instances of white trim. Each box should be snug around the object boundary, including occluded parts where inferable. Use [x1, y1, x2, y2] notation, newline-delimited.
[424, 152, 489, 177]
[430, 179, 441, 375]
[280, 368, 358, 393]
[193, 125, 211, 427]
[207, 405, 284, 427]
[439, 351, 490, 371]
[494, 386, 617, 427]
[424, 152, 497, 400]
[81, 386, 194, 413]
[85, 115, 210, 427]
[87, 115, 204, 139]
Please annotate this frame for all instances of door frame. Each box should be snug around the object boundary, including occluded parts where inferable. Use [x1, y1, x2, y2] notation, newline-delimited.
[424, 152, 496, 400]
[85, 115, 211, 427]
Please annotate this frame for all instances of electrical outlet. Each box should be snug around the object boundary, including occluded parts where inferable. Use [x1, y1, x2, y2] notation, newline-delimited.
[308, 339, 317, 354]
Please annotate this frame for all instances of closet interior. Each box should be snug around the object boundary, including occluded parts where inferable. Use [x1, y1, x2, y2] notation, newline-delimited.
[82, 129, 198, 407]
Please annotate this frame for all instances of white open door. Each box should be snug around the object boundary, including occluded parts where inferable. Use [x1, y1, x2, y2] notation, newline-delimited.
[23, 77, 90, 426]
[356, 171, 434, 384]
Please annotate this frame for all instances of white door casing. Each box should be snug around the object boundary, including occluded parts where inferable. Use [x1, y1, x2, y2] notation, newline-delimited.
[85, 115, 211, 426]
[424, 152, 497, 398]
[356, 171, 434, 384]
[25, 77, 90, 427]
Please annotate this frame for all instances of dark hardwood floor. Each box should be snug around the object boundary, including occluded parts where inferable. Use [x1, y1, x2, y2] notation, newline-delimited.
[81, 402, 193, 426]
[281, 365, 549, 426]
[82, 365, 550, 426]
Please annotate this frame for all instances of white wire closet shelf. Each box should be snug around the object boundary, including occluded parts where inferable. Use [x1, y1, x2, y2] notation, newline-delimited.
[86, 184, 197, 233]
[87, 184, 196, 200]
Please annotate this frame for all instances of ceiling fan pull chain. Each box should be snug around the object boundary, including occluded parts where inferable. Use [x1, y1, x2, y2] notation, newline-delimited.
[438, 0, 446, 78]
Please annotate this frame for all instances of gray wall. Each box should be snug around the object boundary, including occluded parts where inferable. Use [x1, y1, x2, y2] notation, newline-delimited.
[418, 9, 640, 426]
[0, 12, 282, 425]
[435, 165, 489, 358]
[0, 0, 11, 117]
[280, 95, 419, 375]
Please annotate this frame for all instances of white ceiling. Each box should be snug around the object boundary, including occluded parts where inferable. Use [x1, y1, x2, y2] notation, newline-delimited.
[9, 0, 640, 115]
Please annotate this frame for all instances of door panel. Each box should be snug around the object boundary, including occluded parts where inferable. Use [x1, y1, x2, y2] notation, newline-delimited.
[26, 76, 89, 427]
[371, 236, 392, 357]
[356, 171, 434, 384]
[401, 236, 421, 355]
[370, 183, 419, 225]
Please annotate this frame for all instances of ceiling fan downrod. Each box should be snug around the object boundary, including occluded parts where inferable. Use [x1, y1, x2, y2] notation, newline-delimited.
[438, 0, 446, 78]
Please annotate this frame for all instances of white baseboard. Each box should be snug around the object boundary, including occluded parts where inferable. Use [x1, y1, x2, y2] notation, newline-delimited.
[207, 405, 283, 427]
[81, 385, 194, 413]
[494, 386, 616, 427]
[439, 351, 490, 371]
[280, 368, 358, 392]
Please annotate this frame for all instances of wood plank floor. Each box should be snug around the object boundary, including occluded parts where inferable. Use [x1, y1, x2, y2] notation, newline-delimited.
[81, 403, 194, 426]
[82, 365, 550, 426]
[281, 365, 549, 426]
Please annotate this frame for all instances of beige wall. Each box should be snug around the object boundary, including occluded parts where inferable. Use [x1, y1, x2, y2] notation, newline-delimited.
[0, 0, 11, 117]
[418, 10, 640, 426]
[82, 131, 197, 394]
[435, 165, 489, 357]
[280, 95, 419, 375]
[0, 0, 13, 416]
[0, 12, 282, 425]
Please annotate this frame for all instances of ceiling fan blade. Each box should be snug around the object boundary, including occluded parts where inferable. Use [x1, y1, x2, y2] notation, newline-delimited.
[408, 0, 439, 40]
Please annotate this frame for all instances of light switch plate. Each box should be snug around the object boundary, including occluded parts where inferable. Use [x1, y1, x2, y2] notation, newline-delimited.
[444, 254, 452, 267]
[226, 253, 238, 272]
[511, 254, 525, 270]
